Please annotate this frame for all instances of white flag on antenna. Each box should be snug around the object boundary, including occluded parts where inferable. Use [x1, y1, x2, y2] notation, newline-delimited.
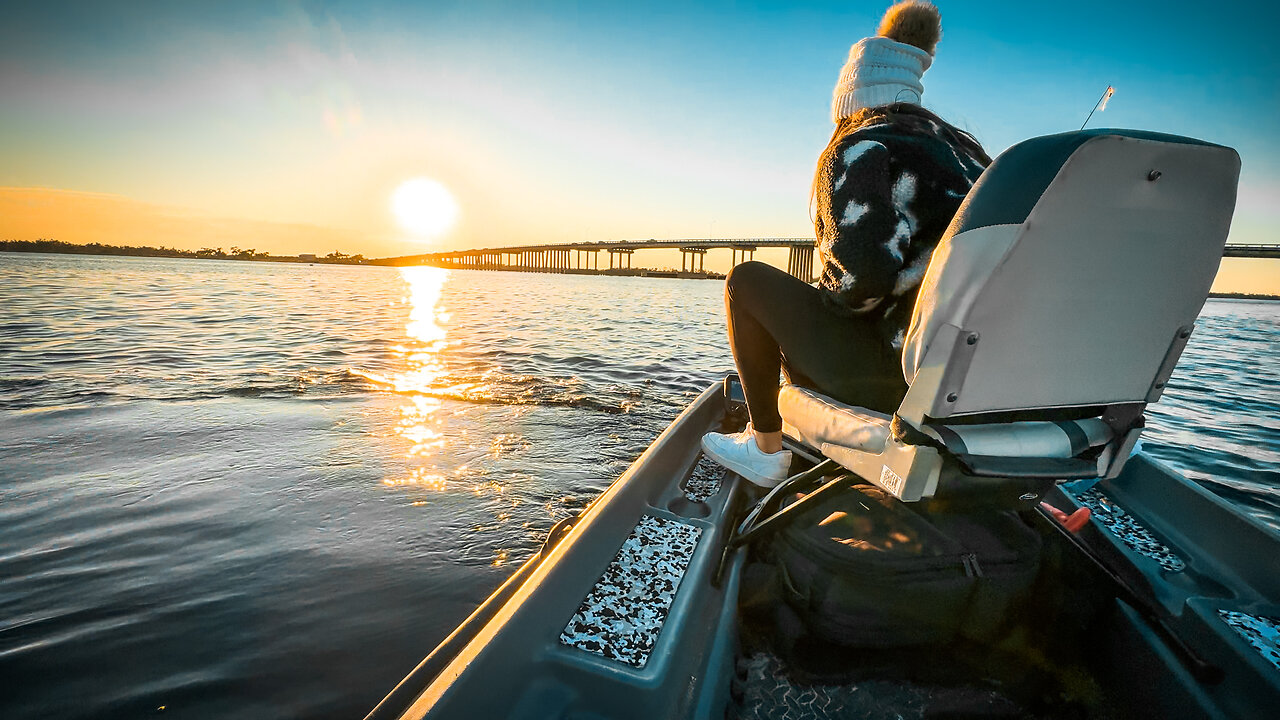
[1098, 85, 1115, 111]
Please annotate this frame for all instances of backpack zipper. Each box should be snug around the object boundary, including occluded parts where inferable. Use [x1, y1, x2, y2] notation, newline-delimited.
[961, 553, 984, 578]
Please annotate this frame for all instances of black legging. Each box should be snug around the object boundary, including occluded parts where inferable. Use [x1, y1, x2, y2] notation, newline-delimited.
[725, 261, 907, 433]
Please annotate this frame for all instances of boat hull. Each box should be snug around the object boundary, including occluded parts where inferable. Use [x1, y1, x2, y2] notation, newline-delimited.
[367, 383, 1280, 720]
[367, 384, 747, 720]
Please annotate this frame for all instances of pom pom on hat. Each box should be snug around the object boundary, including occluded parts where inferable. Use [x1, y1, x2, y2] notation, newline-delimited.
[877, 1, 942, 55]
[831, 2, 942, 123]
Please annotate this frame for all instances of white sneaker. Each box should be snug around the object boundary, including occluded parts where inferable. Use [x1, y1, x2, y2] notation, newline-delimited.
[700, 424, 793, 488]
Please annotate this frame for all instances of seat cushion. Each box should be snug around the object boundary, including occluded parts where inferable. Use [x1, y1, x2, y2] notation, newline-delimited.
[922, 418, 1113, 459]
[778, 384, 892, 453]
[781, 384, 1114, 463]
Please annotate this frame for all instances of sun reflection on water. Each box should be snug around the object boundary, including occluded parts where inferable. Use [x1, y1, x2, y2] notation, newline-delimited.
[387, 266, 494, 404]
[395, 265, 449, 392]
[398, 395, 445, 456]
[382, 266, 520, 573]
[387, 266, 454, 485]
[383, 467, 449, 491]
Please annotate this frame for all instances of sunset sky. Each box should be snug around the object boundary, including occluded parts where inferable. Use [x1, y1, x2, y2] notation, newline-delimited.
[2, 1, 1277, 291]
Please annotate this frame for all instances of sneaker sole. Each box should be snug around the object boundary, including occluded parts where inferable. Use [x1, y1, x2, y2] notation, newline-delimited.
[700, 437, 787, 489]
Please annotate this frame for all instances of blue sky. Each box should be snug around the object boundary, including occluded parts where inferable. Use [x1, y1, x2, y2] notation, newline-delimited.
[1, 1, 1276, 287]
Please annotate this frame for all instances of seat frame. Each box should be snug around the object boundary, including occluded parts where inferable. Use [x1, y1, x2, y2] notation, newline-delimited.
[807, 321, 1162, 504]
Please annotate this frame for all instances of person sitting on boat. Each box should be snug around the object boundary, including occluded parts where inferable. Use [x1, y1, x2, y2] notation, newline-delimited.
[701, 1, 991, 488]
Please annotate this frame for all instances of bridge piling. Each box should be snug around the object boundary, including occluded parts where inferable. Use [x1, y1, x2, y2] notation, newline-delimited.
[679, 247, 707, 273]
[787, 245, 815, 282]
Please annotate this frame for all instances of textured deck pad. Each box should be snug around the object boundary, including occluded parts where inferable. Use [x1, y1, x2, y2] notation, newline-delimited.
[733, 652, 1025, 719]
[559, 515, 702, 668]
[1219, 611, 1280, 671]
[683, 455, 724, 502]
[1070, 487, 1187, 572]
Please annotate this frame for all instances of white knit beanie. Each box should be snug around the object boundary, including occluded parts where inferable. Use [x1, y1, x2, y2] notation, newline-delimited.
[830, 35, 933, 123]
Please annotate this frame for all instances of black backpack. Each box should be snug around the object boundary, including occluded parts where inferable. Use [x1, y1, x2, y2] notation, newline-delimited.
[749, 482, 1043, 649]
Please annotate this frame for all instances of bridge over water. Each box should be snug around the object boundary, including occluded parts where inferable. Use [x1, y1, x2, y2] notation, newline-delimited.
[375, 239, 1278, 282]
[380, 238, 827, 281]
[1223, 244, 1280, 259]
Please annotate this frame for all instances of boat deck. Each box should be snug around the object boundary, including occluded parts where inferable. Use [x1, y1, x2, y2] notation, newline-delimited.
[368, 384, 1280, 720]
[734, 651, 1035, 720]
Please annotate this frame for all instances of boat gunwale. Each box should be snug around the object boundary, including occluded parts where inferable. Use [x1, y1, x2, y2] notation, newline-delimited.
[372, 382, 735, 719]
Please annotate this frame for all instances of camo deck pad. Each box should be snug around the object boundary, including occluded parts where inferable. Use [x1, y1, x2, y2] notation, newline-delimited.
[732, 652, 1025, 720]
[682, 455, 724, 502]
[558, 514, 702, 668]
[1219, 611, 1280, 671]
[1070, 487, 1187, 572]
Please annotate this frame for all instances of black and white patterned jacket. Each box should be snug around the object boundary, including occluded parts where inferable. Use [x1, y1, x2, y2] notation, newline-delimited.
[814, 105, 989, 353]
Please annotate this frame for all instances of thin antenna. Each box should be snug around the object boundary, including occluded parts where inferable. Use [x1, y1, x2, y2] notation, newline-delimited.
[1080, 85, 1116, 130]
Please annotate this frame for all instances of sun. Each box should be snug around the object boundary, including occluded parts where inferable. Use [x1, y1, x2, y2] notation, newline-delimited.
[391, 177, 459, 239]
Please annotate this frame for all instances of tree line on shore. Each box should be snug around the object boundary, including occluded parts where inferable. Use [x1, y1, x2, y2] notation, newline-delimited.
[0, 239, 367, 263]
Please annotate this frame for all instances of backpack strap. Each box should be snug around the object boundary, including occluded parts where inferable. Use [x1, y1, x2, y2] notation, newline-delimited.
[730, 459, 848, 549]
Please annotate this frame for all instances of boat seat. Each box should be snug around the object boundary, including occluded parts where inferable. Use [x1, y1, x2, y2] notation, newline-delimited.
[780, 129, 1241, 505]
[782, 385, 1114, 458]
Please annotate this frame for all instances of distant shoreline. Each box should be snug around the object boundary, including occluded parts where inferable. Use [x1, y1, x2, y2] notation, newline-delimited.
[0, 239, 370, 265]
[0, 240, 733, 279]
[2, 240, 1275, 297]
[1208, 292, 1280, 301]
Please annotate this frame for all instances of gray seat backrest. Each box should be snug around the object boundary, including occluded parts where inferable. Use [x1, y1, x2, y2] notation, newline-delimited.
[902, 130, 1240, 418]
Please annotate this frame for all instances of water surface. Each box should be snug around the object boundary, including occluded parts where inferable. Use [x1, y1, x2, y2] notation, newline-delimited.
[0, 253, 1275, 719]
